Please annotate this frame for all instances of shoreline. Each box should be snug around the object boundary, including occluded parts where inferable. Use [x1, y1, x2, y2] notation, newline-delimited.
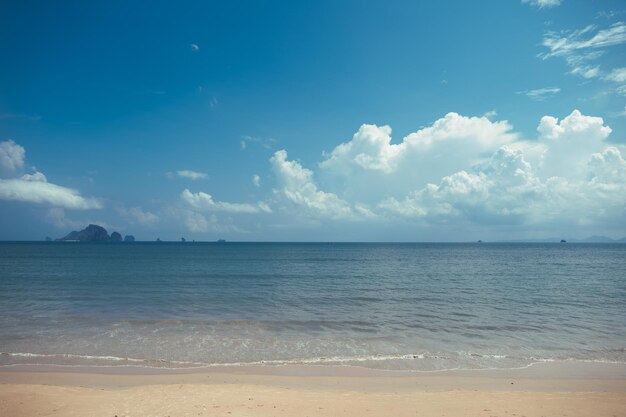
[2, 362, 625, 417]
[2, 360, 626, 386]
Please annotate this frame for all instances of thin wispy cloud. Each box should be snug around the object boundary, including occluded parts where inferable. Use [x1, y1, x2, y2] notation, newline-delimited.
[539, 22, 626, 89]
[604, 67, 626, 82]
[181, 189, 271, 214]
[522, 0, 561, 9]
[240, 135, 277, 150]
[517, 86, 561, 101]
[166, 170, 208, 180]
[541, 23, 626, 59]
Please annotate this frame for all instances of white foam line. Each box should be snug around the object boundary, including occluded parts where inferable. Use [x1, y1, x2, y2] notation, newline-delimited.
[1, 351, 624, 371]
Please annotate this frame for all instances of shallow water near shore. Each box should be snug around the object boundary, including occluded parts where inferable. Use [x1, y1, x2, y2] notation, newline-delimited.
[1, 242, 625, 371]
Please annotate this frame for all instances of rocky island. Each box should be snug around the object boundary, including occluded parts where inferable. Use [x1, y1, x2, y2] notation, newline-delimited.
[56, 224, 132, 242]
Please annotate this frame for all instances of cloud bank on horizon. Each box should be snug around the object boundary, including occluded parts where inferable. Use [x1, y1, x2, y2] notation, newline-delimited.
[269, 109, 625, 230]
[1, 109, 624, 239]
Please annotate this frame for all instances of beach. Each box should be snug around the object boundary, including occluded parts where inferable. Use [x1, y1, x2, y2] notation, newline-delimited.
[2, 242, 625, 416]
[2, 362, 626, 417]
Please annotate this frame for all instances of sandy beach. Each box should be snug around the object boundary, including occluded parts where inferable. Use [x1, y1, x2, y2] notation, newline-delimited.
[1, 362, 625, 417]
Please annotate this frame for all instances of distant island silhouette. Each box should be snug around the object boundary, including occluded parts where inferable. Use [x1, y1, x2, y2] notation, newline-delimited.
[56, 224, 134, 242]
[48, 226, 626, 243]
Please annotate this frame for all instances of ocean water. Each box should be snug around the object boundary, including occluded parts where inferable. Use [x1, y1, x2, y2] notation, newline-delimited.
[0, 242, 625, 371]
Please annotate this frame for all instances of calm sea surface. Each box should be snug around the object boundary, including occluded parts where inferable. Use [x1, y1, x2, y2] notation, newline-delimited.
[0, 242, 625, 371]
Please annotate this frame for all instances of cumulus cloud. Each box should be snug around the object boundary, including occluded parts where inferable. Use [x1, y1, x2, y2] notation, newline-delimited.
[265, 109, 624, 234]
[166, 170, 208, 180]
[319, 112, 518, 201]
[322, 113, 516, 173]
[379, 146, 541, 223]
[20, 171, 47, 182]
[379, 143, 626, 228]
[0, 140, 102, 210]
[535, 109, 612, 178]
[522, 0, 560, 8]
[181, 189, 271, 214]
[516, 86, 561, 101]
[537, 109, 611, 142]
[588, 146, 626, 184]
[0, 176, 102, 209]
[252, 174, 261, 187]
[271, 150, 369, 220]
[0, 140, 26, 173]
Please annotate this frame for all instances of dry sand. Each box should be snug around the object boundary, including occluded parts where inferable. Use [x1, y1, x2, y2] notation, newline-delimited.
[1, 363, 625, 417]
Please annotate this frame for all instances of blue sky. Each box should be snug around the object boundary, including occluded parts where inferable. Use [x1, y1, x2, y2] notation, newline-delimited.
[1, 0, 625, 241]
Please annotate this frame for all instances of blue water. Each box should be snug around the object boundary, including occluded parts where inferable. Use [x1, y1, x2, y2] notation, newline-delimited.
[0, 242, 625, 371]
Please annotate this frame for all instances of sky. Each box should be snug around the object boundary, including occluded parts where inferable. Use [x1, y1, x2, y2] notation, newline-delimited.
[1, 0, 625, 241]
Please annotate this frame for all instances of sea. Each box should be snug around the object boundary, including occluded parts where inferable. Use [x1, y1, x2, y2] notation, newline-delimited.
[0, 242, 625, 371]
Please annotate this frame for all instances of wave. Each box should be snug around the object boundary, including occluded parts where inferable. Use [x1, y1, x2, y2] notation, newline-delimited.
[2, 351, 625, 371]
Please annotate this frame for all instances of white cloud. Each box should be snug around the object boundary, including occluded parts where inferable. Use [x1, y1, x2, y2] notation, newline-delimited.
[190, 43, 199, 51]
[0, 140, 102, 210]
[0, 177, 102, 209]
[604, 67, 626, 82]
[265, 110, 624, 234]
[537, 109, 612, 142]
[517, 86, 561, 101]
[534, 109, 612, 179]
[20, 171, 47, 182]
[379, 143, 626, 227]
[483, 110, 498, 119]
[118, 206, 159, 225]
[271, 150, 366, 220]
[240, 135, 276, 150]
[167, 170, 208, 180]
[319, 112, 518, 202]
[252, 174, 261, 187]
[540, 22, 626, 83]
[183, 210, 212, 232]
[522, 0, 561, 9]
[321, 113, 516, 174]
[181, 189, 271, 214]
[588, 146, 626, 184]
[321, 124, 401, 173]
[542, 23, 626, 59]
[0, 140, 25, 173]
[379, 146, 539, 222]
[570, 64, 601, 79]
